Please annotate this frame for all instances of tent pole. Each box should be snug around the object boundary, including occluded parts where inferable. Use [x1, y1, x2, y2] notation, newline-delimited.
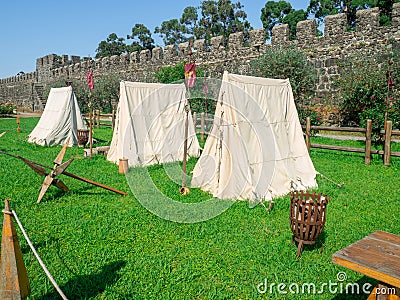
[180, 38, 195, 195]
[180, 94, 190, 195]
[89, 108, 93, 158]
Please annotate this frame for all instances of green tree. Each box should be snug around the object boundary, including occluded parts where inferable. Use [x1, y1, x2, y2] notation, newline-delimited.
[154, 62, 212, 113]
[377, 0, 400, 25]
[250, 47, 319, 125]
[283, 9, 308, 39]
[250, 47, 316, 102]
[307, 0, 376, 28]
[95, 33, 127, 59]
[261, 1, 307, 40]
[92, 74, 122, 112]
[180, 6, 200, 37]
[127, 23, 154, 52]
[337, 49, 400, 130]
[154, 19, 188, 45]
[197, 0, 252, 43]
[155, 61, 206, 83]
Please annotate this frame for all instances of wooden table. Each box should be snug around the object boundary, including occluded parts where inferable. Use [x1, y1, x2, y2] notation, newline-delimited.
[332, 230, 400, 299]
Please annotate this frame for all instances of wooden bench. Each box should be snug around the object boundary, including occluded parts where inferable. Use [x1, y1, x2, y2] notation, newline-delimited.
[332, 230, 400, 299]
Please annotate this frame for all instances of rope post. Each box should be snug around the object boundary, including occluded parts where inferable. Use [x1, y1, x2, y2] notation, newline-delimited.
[305, 117, 311, 153]
[365, 119, 372, 165]
[89, 108, 93, 159]
[16, 115, 21, 133]
[0, 199, 31, 300]
[384, 120, 392, 166]
[201, 112, 205, 143]
[112, 109, 115, 131]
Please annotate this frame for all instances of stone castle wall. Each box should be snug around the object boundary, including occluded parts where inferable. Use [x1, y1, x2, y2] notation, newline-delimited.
[1, 5, 400, 111]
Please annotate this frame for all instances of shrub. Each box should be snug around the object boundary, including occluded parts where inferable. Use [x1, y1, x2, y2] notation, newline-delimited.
[0, 103, 15, 115]
[249, 47, 317, 104]
[154, 61, 215, 114]
[337, 48, 400, 130]
[249, 47, 320, 125]
[297, 104, 322, 126]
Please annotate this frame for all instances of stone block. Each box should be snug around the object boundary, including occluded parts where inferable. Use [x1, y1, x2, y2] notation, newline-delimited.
[356, 8, 379, 32]
[272, 24, 289, 44]
[152, 47, 163, 61]
[325, 14, 347, 38]
[249, 29, 266, 47]
[228, 32, 244, 49]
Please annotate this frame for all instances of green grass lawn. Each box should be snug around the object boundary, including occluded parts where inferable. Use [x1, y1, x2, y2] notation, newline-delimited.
[0, 117, 399, 299]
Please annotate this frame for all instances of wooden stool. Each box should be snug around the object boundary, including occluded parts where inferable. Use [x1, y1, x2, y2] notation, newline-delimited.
[119, 158, 129, 174]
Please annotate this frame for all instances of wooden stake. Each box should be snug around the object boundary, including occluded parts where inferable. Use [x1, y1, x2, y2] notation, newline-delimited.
[16, 116, 21, 133]
[305, 117, 311, 153]
[384, 120, 392, 166]
[180, 106, 190, 195]
[112, 109, 115, 130]
[89, 110, 93, 158]
[365, 119, 372, 165]
[201, 112, 205, 143]
[0, 199, 31, 299]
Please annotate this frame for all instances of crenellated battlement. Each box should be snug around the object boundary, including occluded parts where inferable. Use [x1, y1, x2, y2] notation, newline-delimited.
[2, 5, 400, 110]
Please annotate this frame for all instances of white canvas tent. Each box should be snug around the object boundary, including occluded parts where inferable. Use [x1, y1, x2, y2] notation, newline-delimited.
[28, 86, 87, 146]
[191, 72, 317, 204]
[107, 81, 200, 167]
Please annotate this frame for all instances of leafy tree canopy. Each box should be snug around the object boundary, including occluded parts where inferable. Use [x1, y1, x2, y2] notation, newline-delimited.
[127, 23, 155, 52]
[95, 33, 127, 59]
[196, 0, 252, 43]
[261, 1, 307, 40]
[307, 0, 397, 27]
[154, 19, 188, 45]
[154, 0, 252, 46]
[180, 6, 200, 37]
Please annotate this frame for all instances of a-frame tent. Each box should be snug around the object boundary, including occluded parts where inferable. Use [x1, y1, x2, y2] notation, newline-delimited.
[191, 72, 317, 205]
[107, 81, 200, 167]
[28, 86, 87, 146]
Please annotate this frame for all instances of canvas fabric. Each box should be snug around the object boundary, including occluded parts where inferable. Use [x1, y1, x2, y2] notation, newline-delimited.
[107, 81, 200, 167]
[191, 72, 317, 204]
[28, 86, 87, 146]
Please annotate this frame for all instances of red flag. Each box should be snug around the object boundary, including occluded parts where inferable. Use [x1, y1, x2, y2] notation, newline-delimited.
[86, 71, 94, 90]
[184, 62, 196, 88]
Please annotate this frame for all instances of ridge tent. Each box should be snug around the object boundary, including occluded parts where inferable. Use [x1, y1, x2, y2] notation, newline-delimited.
[28, 86, 87, 146]
[191, 72, 317, 205]
[107, 81, 200, 167]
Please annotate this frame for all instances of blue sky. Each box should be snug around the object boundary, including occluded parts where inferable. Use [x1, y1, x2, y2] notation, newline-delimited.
[0, 1, 306, 79]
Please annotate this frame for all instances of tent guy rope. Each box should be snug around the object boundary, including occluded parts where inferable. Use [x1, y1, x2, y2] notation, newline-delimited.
[10, 208, 69, 300]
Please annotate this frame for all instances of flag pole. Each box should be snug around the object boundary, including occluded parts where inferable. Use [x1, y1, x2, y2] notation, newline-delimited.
[180, 38, 195, 195]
